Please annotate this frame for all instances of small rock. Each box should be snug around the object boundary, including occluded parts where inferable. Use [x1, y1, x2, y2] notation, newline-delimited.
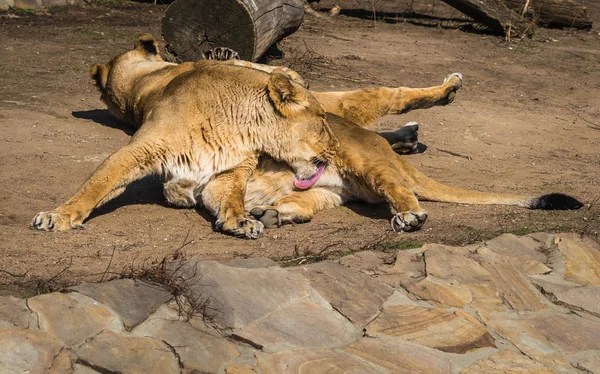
[338, 250, 391, 271]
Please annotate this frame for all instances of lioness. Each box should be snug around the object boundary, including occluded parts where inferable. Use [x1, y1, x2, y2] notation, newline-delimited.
[31, 34, 339, 238]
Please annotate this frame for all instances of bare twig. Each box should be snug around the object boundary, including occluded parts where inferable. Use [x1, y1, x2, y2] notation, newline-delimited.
[0, 269, 28, 277]
[100, 246, 117, 283]
[438, 148, 473, 160]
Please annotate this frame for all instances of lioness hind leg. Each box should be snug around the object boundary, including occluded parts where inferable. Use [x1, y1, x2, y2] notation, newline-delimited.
[250, 188, 343, 228]
[312, 73, 463, 128]
[163, 179, 199, 208]
[32, 143, 159, 231]
[378, 122, 419, 154]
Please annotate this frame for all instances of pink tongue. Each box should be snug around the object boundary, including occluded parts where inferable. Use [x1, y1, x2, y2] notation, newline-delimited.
[294, 163, 326, 190]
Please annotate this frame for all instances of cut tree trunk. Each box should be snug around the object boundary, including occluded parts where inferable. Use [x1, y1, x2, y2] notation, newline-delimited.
[502, 0, 592, 29]
[440, 0, 534, 38]
[162, 0, 305, 62]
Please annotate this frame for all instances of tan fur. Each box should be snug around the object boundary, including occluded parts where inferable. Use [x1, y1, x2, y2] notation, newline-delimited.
[31, 34, 339, 238]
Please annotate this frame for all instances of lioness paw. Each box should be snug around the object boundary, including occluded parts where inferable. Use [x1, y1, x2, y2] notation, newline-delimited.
[204, 47, 240, 61]
[441, 73, 463, 104]
[390, 211, 427, 233]
[250, 207, 281, 229]
[216, 216, 265, 239]
[31, 211, 84, 231]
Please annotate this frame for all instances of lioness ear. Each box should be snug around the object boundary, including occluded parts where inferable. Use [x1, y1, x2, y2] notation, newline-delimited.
[134, 33, 159, 56]
[267, 71, 310, 117]
[90, 64, 108, 91]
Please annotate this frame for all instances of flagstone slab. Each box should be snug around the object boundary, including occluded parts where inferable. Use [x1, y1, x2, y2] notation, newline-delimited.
[0, 328, 62, 374]
[27, 292, 122, 347]
[173, 259, 311, 330]
[70, 279, 173, 329]
[256, 349, 383, 373]
[225, 364, 259, 373]
[484, 234, 547, 264]
[132, 314, 241, 372]
[480, 261, 548, 311]
[339, 250, 393, 271]
[48, 350, 73, 374]
[484, 314, 575, 373]
[0, 296, 33, 329]
[556, 235, 600, 286]
[407, 275, 473, 308]
[75, 330, 180, 374]
[531, 277, 600, 317]
[234, 300, 362, 353]
[461, 350, 553, 374]
[423, 248, 508, 314]
[529, 313, 600, 354]
[476, 245, 551, 275]
[342, 336, 453, 373]
[290, 261, 394, 325]
[366, 305, 494, 353]
[567, 350, 600, 373]
[388, 248, 426, 285]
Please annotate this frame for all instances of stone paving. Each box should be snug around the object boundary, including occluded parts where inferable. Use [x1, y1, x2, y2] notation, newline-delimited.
[1, 232, 600, 373]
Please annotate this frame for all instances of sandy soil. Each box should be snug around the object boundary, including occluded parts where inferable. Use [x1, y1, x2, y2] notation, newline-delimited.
[0, 2, 598, 296]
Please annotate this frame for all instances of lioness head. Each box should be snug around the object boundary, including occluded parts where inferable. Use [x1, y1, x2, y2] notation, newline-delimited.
[90, 34, 172, 125]
[266, 71, 339, 189]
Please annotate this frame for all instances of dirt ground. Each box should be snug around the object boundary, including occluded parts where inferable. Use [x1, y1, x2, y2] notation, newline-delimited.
[1, 2, 599, 296]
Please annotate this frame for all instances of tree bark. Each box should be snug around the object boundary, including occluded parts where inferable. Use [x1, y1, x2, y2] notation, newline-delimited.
[440, 0, 534, 38]
[162, 0, 305, 62]
[502, 0, 592, 29]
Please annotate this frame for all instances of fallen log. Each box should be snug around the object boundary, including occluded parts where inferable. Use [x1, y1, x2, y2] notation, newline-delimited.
[440, 0, 534, 38]
[162, 0, 305, 62]
[501, 0, 592, 29]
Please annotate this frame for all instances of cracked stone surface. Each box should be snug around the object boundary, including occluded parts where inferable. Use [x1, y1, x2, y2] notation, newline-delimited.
[27, 292, 123, 347]
[0, 328, 62, 374]
[290, 260, 394, 325]
[75, 330, 180, 373]
[70, 278, 173, 329]
[3, 233, 600, 373]
[0, 295, 33, 329]
[172, 258, 312, 330]
[132, 305, 242, 372]
[234, 300, 362, 353]
[366, 305, 495, 353]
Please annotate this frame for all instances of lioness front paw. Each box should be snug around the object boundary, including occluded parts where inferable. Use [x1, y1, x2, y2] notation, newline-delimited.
[31, 211, 84, 231]
[216, 216, 265, 239]
[390, 211, 428, 233]
[441, 72, 463, 105]
[250, 207, 282, 229]
[203, 47, 240, 61]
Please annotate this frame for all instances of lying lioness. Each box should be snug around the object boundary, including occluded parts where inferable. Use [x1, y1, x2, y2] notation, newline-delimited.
[31, 34, 339, 238]
[32, 34, 583, 238]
